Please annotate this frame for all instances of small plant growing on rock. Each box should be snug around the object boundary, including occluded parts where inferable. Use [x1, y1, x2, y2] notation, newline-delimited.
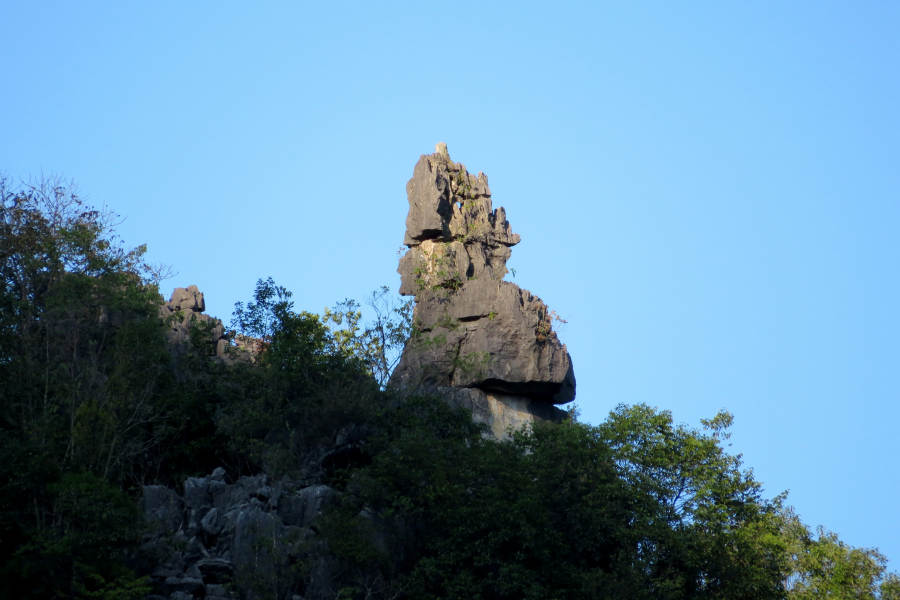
[536, 309, 567, 342]
[452, 350, 490, 381]
[435, 315, 461, 331]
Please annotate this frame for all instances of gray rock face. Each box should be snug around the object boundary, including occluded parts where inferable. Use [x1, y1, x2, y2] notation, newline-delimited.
[159, 285, 232, 359]
[392, 145, 575, 421]
[398, 150, 519, 296]
[141, 485, 185, 535]
[158, 286, 260, 363]
[392, 280, 575, 403]
[140, 471, 336, 600]
[432, 386, 568, 439]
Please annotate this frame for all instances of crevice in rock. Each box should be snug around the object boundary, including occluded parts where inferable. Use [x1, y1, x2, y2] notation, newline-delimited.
[447, 336, 464, 387]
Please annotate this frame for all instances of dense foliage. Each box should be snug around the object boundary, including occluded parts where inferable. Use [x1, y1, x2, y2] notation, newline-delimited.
[0, 177, 896, 599]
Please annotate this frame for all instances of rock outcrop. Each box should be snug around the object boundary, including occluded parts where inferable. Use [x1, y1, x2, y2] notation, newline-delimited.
[137, 148, 580, 598]
[390, 144, 575, 435]
[159, 285, 231, 359]
[140, 469, 341, 600]
[159, 286, 264, 362]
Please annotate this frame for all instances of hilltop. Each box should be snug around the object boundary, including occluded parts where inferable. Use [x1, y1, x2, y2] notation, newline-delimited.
[0, 156, 896, 600]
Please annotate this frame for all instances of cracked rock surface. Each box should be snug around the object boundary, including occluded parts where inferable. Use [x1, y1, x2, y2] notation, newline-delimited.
[391, 144, 575, 429]
[140, 468, 342, 600]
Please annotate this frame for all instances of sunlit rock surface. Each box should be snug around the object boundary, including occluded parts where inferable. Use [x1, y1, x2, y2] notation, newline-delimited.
[391, 144, 575, 436]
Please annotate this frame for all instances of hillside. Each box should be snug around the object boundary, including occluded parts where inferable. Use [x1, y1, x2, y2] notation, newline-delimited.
[0, 156, 897, 600]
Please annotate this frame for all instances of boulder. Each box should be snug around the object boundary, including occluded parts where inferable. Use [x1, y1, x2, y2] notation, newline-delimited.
[168, 285, 205, 312]
[184, 477, 211, 511]
[403, 153, 453, 245]
[392, 280, 575, 403]
[231, 504, 298, 597]
[142, 473, 313, 600]
[201, 507, 225, 536]
[278, 484, 336, 529]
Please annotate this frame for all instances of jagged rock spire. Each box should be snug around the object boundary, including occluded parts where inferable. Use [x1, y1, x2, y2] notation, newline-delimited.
[398, 145, 520, 295]
[392, 144, 575, 410]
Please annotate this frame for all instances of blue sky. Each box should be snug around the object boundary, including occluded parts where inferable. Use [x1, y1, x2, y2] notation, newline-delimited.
[3, 2, 898, 563]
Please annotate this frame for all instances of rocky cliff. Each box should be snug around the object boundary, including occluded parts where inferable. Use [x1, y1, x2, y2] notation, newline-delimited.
[390, 144, 575, 436]
[140, 469, 344, 600]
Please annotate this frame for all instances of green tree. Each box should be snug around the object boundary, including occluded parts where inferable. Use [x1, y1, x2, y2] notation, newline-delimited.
[1, 472, 150, 599]
[0, 175, 173, 482]
[219, 277, 383, 475]
[0, 176, 167, 598]
[318, 400, 790, 600]
[597, 404, 788, 599]
[780, 505, 900, 599]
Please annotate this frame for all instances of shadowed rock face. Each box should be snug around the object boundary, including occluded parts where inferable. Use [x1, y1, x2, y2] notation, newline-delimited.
[392, 144, 575, 427]
[140, 469, 341, 600]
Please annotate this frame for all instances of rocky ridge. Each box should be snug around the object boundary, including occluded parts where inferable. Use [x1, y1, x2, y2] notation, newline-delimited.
[390, 144, 576, 435]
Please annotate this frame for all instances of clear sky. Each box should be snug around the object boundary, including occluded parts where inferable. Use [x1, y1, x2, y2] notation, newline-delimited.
[2, 1, 898, 564]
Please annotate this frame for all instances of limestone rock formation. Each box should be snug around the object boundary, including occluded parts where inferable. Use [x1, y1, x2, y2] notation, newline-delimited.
[398, 143, 519, 295]
[159, 285, 235, 360]
[140, 469, 340, 600]
[391, 144, 575, 434]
